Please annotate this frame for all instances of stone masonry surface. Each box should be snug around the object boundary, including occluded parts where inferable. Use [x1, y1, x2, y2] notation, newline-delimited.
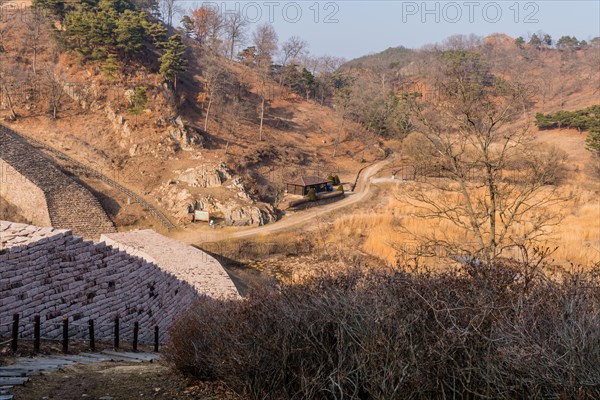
[101, 230, 240, 301]
[0, 221, 239, 342]
[0, 126, 116, 239]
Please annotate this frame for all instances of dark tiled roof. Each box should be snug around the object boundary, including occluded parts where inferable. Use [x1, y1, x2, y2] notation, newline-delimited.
[287, 175, 329, 186]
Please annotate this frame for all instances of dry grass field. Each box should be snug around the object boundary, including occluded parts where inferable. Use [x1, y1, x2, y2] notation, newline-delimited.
[333, 184, 599, 268]
[327, 128, 599, 269]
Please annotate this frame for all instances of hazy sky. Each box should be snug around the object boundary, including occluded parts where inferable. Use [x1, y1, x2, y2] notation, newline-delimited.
[180, 1, 600, 60]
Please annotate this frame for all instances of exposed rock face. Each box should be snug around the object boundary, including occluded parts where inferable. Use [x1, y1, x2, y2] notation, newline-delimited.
[63, 82, 102, 111]
[167, 116, 203, 150]
[227, 177, 253, 201]
[177, 163, 233, 188]
[154, 185, 194, 221]
[153, 163, 277, 227]
[106, 106, 132, 141]
[221, 202, 276, 227]
[106, 107, 202, 154]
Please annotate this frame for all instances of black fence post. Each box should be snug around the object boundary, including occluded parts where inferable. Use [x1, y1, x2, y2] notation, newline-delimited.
[11, 313, 19, 353]
[133, 322, 139, 352]
[33, 315, 41, 353]
[88, 319, 95, 352]
[62, 316, 69, 354]
[114, 316, 119, 350]
[154, 326, 159, 352]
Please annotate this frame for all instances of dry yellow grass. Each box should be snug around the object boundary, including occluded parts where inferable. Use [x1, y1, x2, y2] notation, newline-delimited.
[328, 181, 599, 268]
[328, 126, 600, 269]
[548, 186, 600, 265]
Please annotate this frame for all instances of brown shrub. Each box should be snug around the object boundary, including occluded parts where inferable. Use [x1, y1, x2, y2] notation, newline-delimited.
[167, 264, 600, 400]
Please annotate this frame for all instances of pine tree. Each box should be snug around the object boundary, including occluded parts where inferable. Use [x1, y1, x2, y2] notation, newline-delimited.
[128, 86, 148, 125]
[557, 36, 580, 50]
[144, 21, 168, 47]
[586, 131, 600, 155]
[159, 34, 187, 90]
[514, 36, 525, 48]
[102, 53, 120, 79]
[115, 10, 147, 59]
[301, 68, 315, 100]
[528, 33, 542, 48]
[33, 0, 71, 21]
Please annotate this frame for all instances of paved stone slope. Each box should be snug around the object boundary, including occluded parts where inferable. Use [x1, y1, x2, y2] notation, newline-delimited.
[101, 230, 240, 300]
[0, 126, 115, 239]
[0, 221, 201, 342]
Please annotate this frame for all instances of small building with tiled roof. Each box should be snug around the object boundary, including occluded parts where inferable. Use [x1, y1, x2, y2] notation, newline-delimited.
[286, 175, 330, 196]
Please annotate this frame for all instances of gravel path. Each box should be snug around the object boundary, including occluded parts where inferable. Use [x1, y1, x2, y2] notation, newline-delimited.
[0, 351, 159, 399]
[173, 156, 393, 244]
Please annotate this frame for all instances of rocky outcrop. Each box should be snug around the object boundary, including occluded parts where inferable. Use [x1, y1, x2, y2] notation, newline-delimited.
[177, 163, 233, 188]
[166, 116, 203, 151]
[221, 202, 276, 226]
[154, 167, 277, 227]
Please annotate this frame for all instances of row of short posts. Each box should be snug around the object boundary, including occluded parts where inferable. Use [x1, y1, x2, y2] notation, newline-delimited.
[9, 314, 159, 354]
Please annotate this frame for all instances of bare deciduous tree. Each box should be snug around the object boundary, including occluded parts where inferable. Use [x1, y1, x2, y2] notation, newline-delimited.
[200, 55, 227, 131]
[43, 67, 65, 119]
[252, 23, 278, 141]
[224, 12, 248, 60]
[160, 0, 182, 26]
[277, 36, 307, 91]
[332, 87, 351, 157]
[0, 26, 17, 120]
[188, 5, 224, 50]
[280, 36, 307, 67]
[24, 7, 47, 75]
[0, 73, 17, 121]
[403, 51, 568, 264]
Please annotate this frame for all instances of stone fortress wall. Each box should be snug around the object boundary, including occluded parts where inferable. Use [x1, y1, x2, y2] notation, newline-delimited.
[0, 126, 116, 239]
[0, 221, 239, 342]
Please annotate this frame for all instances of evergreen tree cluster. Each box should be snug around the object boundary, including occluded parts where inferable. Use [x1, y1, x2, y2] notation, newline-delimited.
[33, 0, 186, 86]
[514, 33, 596, 50]
[535, 106, 600, 154]
[535, 106, 600, 133]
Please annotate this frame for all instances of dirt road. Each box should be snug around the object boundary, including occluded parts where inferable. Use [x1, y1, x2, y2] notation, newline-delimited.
[173, 156, 392, 244]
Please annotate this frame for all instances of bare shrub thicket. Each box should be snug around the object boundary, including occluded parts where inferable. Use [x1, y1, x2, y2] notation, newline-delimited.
[167, 264, 600, 399]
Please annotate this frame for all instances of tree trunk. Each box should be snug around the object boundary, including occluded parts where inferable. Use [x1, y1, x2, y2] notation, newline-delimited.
[2, 84, 17, 120]
[486, 164, 497, 263]
[333, 118, 344, 158]
[259, 96, 265, 141]
[229, 37, 235, 60]
[204, 97, 212, 131]
[33, 47, 37, 75]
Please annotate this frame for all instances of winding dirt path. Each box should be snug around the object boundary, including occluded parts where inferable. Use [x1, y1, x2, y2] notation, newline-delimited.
[173, 156, 393, 244]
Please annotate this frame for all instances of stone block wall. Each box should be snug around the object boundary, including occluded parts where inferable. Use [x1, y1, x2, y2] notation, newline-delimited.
[0, 126, 116, 239]
[0, 221, 199, 342]
[0, 159, 51, 227]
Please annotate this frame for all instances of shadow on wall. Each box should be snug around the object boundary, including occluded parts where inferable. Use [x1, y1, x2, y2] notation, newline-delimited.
[0, 221, 199, 342]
